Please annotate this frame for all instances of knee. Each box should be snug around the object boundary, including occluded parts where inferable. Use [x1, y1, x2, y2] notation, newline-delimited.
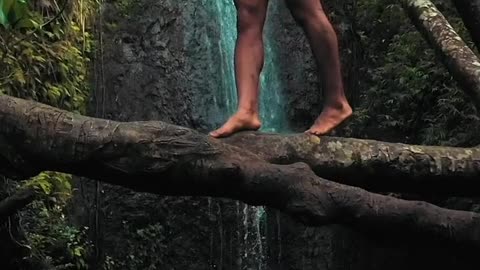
[235, 0, 265, 34]
[285, 0, 328, 28]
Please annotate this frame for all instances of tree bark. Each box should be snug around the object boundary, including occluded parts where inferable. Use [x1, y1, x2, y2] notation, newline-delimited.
[0, 187, 36, 222]
[1, 95, 480, 247]
[401, 0, 480, 112]
[451, 0, 480, 52]
[223, 132, 480, 195]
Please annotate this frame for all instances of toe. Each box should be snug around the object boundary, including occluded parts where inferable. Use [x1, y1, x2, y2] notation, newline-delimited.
[211, 126, 233, 138]
[305, 128, 317, 135]
[209, 128, 225, 138]
[306, 127, 328, 136]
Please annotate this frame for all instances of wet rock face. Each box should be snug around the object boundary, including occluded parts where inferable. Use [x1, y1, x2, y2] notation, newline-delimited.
[92, 0, 225, 131]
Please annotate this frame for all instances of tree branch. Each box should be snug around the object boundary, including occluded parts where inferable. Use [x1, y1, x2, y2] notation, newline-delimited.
[1, 95, 480, 247]
[0, 187, 36, 222]
[401, 0, 480, 112]
[451, 0, 480, 52]
[223, 132, 480, 196]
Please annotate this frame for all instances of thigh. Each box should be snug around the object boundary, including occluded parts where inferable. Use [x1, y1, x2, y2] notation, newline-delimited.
[285, 0, 325, 13]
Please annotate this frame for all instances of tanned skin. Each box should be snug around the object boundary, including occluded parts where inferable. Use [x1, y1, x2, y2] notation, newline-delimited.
[210, 0, 352, 138]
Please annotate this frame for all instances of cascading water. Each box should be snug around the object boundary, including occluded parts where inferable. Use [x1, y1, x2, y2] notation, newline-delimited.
[210, 1, 288, 269]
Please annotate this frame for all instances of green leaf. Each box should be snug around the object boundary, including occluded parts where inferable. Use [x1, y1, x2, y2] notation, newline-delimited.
[13, 68, 26, 85]
[9, 0, 28, 26]
[0, 0, 29, 27]
[0, 0, 11, 26]
[38, 180, 52, 195]
[15, 17, 36, 28]
[74, 247, 84, 257]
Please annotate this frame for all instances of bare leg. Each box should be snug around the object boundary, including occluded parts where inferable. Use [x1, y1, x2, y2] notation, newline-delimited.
[286, 0, 352, 135]
[210, 0, 269, 138]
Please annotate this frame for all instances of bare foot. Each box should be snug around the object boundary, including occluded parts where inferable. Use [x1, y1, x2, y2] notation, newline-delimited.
[210, 111, 261, 138]
[306, 101, 352, 136]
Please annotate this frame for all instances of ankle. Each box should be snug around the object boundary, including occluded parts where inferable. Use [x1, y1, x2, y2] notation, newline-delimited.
[324, 97, 351, 110]
[237, 107, 259, 117]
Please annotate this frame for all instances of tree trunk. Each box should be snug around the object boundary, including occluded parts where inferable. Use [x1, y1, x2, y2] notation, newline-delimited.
[451, 0, 480, 52]
[402, 0, 480, 112]
[1, 95, 480, 247]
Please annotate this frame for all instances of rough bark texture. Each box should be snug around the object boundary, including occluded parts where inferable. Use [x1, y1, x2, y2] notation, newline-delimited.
[402, 0, 480, 112]
[224, 132, 480, 195]
[0, 187, 36, 221]
[2, 95, 480, 248]
[451, 0, 480, 52]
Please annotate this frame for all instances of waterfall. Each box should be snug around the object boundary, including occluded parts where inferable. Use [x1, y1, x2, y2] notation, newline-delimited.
[210, 1, 287, 269]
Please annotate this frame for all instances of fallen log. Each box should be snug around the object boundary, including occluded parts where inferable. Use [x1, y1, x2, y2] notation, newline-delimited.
[1, 95, 480, 247]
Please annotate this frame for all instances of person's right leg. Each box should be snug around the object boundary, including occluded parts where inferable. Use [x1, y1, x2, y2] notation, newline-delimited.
[210, 0, 269, 138]
[285, 0, 352, 136]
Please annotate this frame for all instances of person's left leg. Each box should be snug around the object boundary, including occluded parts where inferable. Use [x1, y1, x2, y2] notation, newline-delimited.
[210, 0, 269, 138]
[285, 0, 352, 135]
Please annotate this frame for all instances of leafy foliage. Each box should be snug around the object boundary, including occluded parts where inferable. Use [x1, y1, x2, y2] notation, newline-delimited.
[0, 0, 97, 114]
[24, 192, 92, 270]
[345, 0, 480, 147]
[25, 172, 72, 200]
[111, 223, 168, 270]
[1, 0, 99, 269]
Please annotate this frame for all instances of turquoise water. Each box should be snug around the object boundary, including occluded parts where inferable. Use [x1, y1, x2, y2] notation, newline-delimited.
[211, 1, 287, 269]
[213, 0, 288, 133]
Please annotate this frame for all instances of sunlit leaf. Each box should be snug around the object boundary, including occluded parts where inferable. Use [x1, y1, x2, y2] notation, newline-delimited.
[13, 68, 26, 85]
[16, 17, 36, 28]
